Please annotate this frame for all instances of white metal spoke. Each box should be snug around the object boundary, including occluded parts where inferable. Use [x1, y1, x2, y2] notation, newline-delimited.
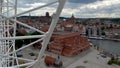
[0, 14, 45, 34]
[0, 1, 58, 22]
[8, 38, 43, 55]
[9, 56, 34, 62]
[0, 35, 45, 40]
[0, 0, 66, 67]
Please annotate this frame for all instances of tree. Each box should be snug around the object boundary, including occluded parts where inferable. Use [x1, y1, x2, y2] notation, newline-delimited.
[101, 31, 106, 36]
[95, 22, 99, 26]
[109, 24, 113, 29]
[15, 31, 25, 49]
[24, 33, 32, 44]
[97, 28, 100, 35]
[15, 40, 24, 49]
[82, 22, 87, 25]
[101, 22, 104, 25]
[75, 22, 80, 24]
[101, 27, 105, 31]
[31, 31, 41, 42]
[85, 29, 88, 36]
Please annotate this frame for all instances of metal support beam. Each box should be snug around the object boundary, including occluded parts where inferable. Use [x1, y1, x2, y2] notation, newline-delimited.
[0, 35, 45, 40]
[33, 0, 66, 67]
[0, 0, 66, 67]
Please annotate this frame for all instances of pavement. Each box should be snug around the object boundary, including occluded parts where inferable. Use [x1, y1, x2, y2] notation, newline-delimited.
[19, 46, 120, 68]
[66, 48, 119, 68]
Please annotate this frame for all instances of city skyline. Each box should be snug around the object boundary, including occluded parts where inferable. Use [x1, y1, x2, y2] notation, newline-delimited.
[17, 0, 120, 18]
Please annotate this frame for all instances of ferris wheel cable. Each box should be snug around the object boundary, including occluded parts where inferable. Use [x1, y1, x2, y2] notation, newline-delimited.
[0, 0, 58, 22]
[5, 38, 43, 56]
[13, 1, 58, 17]
[8, 56, 35, 62]
[2, 27, 13, 36]
[1, 8, 15, 14]
[0, 5, 13, 7]
[4, 0, 15, 6]
[13, 0, 17, 37]
[0, 14, 45, 34]
[13, 19, 45, 34]
[0, 25, 13, 27]
[12, 59, 42, 68]
[0, 39, 42, 62]
[26, 63, 35, 68]
[14, 60, 43, 68]
[0, 0, 66, 67]
[0, 37, 43, 56]
[0, 1, 15, 9]
[33, 0, 66, 67]
[11, 0, 19, 66]
[7, 45, 13, 53]
[12, 61, 36, 68]
[0, 35, 45, 40]
[0, 55, 35, 62]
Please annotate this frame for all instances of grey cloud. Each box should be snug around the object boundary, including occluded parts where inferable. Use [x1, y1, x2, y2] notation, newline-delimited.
[17, 0, 56, 8]
[17, 0, 120, 18]
[68, 0, 98, 4]
[72, 0, 120, 18]
[80, 3, 120, 14]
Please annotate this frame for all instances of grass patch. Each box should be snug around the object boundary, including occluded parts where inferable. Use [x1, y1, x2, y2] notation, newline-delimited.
[108, 57, 120, 66]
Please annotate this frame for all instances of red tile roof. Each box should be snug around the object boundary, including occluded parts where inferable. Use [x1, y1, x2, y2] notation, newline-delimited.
[48, 32, 90, 57]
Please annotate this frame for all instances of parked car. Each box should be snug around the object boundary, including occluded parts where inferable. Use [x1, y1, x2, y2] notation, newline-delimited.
[16, 51, 23, 57]
[44, 55, 63, 68]
[29, 52, 35, 56]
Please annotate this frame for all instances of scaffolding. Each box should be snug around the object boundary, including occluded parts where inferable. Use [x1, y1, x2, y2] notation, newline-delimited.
[0, 0, 66, 67]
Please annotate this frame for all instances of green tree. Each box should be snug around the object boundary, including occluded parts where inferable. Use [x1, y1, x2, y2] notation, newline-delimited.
[15, 40, 24, 49]
[101, 27, 105, 31]
[75, 22, 80, 24]
[15, 31, 25, 49]
[109, 24, 113, 29]
[95, 22, 99, 26]
[101, 31, 106, 36]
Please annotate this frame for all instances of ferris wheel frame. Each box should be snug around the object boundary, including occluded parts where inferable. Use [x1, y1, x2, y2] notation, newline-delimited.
[0, 0, 66, 67]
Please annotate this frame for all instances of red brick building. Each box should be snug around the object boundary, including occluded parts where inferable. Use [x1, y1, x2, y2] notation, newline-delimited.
[47, 32, 90, 57]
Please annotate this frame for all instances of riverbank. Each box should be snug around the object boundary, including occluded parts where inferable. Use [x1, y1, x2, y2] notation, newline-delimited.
[90, 39, 120, 56]
[105, 38, 120, 42]
[88, 37, 120, 42]
[90, 43, 115, 57]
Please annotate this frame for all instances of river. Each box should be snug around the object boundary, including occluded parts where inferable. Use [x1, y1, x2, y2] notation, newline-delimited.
[90, 39, 120, 56]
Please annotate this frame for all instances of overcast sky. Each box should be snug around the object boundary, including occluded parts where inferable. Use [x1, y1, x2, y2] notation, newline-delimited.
[17, 0, 120, 18]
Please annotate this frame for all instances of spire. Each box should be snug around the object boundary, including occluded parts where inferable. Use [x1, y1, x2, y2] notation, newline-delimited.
[46, 12, 50, 17]
[71, 14, 75, 19]
[70, 14, 75, 24]
[29, 12, 31, 17]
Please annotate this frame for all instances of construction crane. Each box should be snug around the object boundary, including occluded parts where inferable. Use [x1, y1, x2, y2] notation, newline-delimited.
[0, 0, 66, 68]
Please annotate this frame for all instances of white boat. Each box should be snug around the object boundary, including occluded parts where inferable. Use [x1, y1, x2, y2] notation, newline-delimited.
[89, 37, 103, 40]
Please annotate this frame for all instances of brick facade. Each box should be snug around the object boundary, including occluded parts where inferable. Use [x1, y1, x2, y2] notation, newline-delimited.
[48, 32, 90, 57]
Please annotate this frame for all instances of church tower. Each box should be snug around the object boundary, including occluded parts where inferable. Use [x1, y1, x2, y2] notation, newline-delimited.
[69, 14, 75, 24]
[46, 12, 50, 17]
